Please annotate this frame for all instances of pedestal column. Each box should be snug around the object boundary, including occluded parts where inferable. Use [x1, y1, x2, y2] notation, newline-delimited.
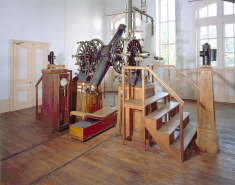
[196, 65, 219, 153]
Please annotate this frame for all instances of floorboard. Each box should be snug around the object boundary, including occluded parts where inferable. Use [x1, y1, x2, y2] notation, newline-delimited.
[1, 92, 235, 185]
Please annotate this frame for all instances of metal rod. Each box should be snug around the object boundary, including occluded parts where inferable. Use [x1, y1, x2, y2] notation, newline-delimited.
[133, 9, 136, 30]
[132, 6, 154, 36]
[133, 7, 153, 19]
[128, 0, 132, 37]
[106, 11, 128, 16]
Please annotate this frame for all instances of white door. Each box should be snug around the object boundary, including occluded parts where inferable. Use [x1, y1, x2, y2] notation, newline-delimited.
[11, 40, 49, 111]
[31, 43, 49, 106]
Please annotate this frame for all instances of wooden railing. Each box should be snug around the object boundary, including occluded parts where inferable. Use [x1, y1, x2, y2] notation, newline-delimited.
[148, 65, 200, 93]
[122, 65, 200, 161]
[35, 65, 51, 120]
[149, 65, 200, 136]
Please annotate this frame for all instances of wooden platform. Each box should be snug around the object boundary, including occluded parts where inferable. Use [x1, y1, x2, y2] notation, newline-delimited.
[1, 96, 235, 184]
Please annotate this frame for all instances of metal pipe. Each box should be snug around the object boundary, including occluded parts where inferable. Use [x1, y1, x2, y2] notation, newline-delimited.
[106, 11, 128, 17]
[128, 0, 132, 37]
[133, 7, 153, 19]
[136, 51, 150, 59]
[132, 6, 154, 36]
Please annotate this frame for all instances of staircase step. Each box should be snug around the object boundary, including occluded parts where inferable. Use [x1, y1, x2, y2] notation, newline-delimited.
[124, 92, 169, 110]
[170, 122, 197, 150]
[158, 112, 190, 135]
[145, 102, 179, 121]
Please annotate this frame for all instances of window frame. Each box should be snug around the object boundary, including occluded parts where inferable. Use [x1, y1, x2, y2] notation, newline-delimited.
[110, 13, 143, 39]
[223, 21, 235, 68]
[159, 0, 176, 66]
[196, 0, 235, 69]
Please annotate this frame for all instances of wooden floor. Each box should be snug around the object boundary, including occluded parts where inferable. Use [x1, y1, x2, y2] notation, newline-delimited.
[1, 93, 235, 185]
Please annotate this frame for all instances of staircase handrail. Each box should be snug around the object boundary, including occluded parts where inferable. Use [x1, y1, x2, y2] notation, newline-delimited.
[122, 66, 184, 106]
[150, 65, 200, 93]
[148, 67, 184, 106]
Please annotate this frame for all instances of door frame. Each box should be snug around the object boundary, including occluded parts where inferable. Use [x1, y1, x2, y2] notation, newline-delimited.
[10, 39, 50, 111]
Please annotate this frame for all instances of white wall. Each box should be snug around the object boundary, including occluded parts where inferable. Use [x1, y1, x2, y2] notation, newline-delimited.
[175, 0, 199, 69]
[65, 0, 107, 76]
[0, 0, 66, 100]
[0, 0, 106, 101]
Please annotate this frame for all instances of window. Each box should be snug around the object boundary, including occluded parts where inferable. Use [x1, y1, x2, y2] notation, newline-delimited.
[196, 0, 235, 69]
[199, 3, 217, 18]
[224, 23, 235, 67]
[111, 16, 126, 38]
[199, 25, 218, 66]
[224, 1, 235, 15]
[111, 14, 143, 39]
[160, 0, 176, 65]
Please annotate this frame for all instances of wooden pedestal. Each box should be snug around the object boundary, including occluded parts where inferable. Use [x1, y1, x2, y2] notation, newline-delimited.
[196, 65, 219, 153]
[41, 69, 70, 134]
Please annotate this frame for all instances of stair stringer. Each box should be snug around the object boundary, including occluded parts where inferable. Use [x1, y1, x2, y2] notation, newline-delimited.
[145, 121, 181, 161]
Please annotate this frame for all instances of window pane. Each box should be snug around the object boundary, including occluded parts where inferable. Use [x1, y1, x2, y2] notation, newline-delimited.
[168, 0, 175, 21]
[136, 17, 141, 26]
[200, 57, 203, 65]
[135, 32, 141, 39]
[169, 45, 175, 65]
[115, 21, 119, 29]
[161, 0, 167, 22]
[199, 7, 207, 18]
[161, 23, 167, 44]
[209, 39, 217, 49]
[211, 60, 218, 66]
[200, 39, 208, 49]
[169, 22, 175, 43]
[209, 25, 217, 38]
[225, 24, 234, 37]
[225, 53, 234, 67]
[225, 38, 234, 52]
[200, 26, 208, 39]
[120, 18, 125, 24]
[209, 39, 217, 66]
[208, 3, 217, 17]
[161, 45, 168, 62]
[224, 2, 233, 15]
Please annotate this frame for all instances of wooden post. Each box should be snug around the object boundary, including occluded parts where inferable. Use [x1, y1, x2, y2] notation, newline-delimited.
[179, 104, 184, 162]
[116, 85, 122, 136]
[168, 66, 170, 87]
[151, 65, 154, 83]
[142, 69, 146, 149]
[122, 68, 126, 144]
[196, 65, 219, 153]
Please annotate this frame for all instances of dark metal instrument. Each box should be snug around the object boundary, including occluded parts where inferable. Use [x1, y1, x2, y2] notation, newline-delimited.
[85, 24, 127, 94]
[200, 43, 217, 65]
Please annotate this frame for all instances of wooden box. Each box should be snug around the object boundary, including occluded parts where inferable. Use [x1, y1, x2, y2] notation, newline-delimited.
[69, 114, 117, 141]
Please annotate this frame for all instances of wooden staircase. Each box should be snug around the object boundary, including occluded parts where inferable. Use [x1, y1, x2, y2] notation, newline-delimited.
[120, 66, 199, 161]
